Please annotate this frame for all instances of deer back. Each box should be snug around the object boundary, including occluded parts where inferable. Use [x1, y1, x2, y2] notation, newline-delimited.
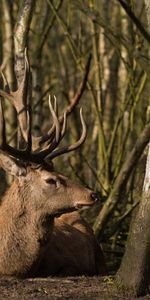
[37, 212, 107, 276]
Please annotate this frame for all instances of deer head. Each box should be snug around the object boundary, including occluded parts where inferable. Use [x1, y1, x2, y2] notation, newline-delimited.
[0, 51, 98, 218]
[0, 53, 100, 277]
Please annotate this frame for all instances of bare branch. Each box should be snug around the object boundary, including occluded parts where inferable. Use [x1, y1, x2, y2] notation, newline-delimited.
[117, 0, 150, 43]
[93, 122, 150, 238]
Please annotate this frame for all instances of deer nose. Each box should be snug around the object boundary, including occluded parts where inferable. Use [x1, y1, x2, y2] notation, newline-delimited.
[91, 192, 99, 203]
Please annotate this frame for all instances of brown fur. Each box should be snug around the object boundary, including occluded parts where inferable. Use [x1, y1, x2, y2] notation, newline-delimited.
[0, 167, 106, 277]
[38, 212, 107, 276]
[59, 212, 107, 275]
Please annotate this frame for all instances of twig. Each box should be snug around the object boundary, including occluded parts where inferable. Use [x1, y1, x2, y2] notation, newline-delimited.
[117, 0, 150, 43]
[93, 122, 150, 238]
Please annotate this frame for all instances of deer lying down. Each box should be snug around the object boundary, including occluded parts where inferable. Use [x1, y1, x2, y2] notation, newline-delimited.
[38, 212, 107, 276]
[59, 212, 107, 276]
[0, 53, 106, 277]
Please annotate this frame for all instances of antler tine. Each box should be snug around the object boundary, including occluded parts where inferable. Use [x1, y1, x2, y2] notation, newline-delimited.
[61, 112, 67, 138]
[31, 94, 62, 150]
[45, 107, 87, 161]
[53, 95, 58, 115]
[46, 110, 67, 149]
[37, 54, 91, 147]
[37, 111, 67, 158]
[49, 95, 60, 143]
[0, 96, 28, 161]
[53, 94, 67, 137]
[0, 98, 25, 161]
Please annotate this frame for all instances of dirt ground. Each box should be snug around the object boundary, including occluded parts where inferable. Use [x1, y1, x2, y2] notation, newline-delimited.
[0, 276, 150, 300]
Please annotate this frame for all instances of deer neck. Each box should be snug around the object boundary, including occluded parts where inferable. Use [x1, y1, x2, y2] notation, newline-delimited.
[0, 178, 54, 238]
[0, 179, 54, 276]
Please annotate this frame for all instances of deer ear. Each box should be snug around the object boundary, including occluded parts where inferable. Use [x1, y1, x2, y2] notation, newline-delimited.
[0, 153, 26, 177]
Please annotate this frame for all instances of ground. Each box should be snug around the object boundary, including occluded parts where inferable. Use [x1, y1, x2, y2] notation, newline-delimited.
[0, 276, 150, 300]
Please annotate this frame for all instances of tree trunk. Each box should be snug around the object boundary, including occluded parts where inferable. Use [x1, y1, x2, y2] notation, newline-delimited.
[2, 0, 16, 146]
[116, 1, 150, 295]
[116, 144, 150, 295]
[144, 1, 150, 28]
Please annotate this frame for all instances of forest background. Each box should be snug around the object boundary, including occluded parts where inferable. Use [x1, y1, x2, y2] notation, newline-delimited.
[0, 0, 150, 274]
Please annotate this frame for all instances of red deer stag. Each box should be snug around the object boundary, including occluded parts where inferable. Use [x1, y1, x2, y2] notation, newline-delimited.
[0, 54, 107, 278]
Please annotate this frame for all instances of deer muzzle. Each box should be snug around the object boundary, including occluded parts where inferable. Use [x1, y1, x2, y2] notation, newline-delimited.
[90, 192, 99, 203]
[75, 192, 99, 210]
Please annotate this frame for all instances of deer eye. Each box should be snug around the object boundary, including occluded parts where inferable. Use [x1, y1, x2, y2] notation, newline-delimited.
[45, 178, 57, 186]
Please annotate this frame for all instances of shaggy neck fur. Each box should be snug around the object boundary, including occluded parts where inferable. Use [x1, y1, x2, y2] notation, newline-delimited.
[0, 178, 54, 277]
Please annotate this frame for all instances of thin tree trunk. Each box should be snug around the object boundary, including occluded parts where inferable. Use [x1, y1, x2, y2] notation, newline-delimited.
[31, 1, 48, 136]
[116, 1, 150, 295]
[2, 0, 16, 146]
[1, 0, 16, 184]
[116, 143, 150, 295]
[93, 122, 150, 238]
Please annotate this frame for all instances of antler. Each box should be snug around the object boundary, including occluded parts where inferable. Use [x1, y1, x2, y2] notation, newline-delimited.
[0, 49, 30, 145]
[46, 107, 86, 160]
[0, 51, 89, 165]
